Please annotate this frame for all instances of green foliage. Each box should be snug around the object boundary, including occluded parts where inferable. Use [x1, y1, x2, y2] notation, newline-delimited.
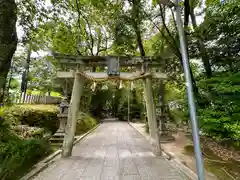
[1, 105, 59, 134]
[117, 87, 144, 121]
[3, 0, 238, 155]
[0, 118, 19, 143]
[0, 115, 51, 180]
[156, 81, 188, 125]
[75, 112, 97, 135]
[205, 0, 221, 6]
[12, 126, 46, 139]
[170, 109, 185, 124]
[28, 57, 59, 94]
[9, 78, 19, 90]
[90, 88, 114, 118]
[198, 72, 240, 142]
[113, 15, 137, 55]
[0, 138, 51, 180]
[90, 89, 113, 110]
[197, 0, 240, 71]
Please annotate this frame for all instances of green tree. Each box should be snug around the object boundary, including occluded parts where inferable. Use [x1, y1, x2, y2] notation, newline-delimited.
[27, 56, 58, 95]
[197, 0, 240, 72]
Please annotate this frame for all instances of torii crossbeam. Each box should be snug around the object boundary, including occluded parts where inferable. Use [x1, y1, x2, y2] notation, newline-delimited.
[54, 53, 168, 158]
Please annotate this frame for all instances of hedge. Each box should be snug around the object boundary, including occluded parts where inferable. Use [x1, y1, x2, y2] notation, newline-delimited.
[1, 105, 59, 134]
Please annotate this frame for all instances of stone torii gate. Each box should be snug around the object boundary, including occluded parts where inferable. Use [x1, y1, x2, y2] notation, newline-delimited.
[54, 53, 168, 158]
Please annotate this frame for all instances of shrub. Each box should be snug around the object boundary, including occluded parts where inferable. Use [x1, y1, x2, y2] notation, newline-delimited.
[12, 125, 47, 139]
[169, 108, 186, 125]
[0, 115, 52, 180]
[2, 105, 59, 134]
[117, 89, 144, 121]
[0, 139, 51, 180]
[75, 112, 97, 135]
[0, 121, 19, 144]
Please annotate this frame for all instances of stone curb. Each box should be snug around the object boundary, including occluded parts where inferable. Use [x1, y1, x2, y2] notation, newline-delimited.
[20, 123, 102, 180]
[128, 122, 198, 180]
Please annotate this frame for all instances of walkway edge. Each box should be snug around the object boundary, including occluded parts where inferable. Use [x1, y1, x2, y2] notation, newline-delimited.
[20, 123, 102, 180]
[128, 122, 198, 180]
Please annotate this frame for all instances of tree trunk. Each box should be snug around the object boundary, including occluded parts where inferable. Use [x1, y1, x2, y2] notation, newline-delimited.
[0, 0, 18, 103]
[190, 8, 212, 78]
[47, 90, 51, 96]
[6, 62, 14, 101]
[21, 47, 31, 103]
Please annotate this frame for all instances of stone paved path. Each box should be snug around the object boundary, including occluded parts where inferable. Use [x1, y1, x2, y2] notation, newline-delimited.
[33, 121, 190, 180]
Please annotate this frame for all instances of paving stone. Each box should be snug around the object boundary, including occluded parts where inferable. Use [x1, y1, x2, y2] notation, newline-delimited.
[120, 175, 142, 180]
[76, 176, 101, 180]
[33, 121, 190, 180]
[119, 159, 138, 176]
[104, 158, 120, 167]
[33, 158, 75, 180]
[101, 166, 120, 179]
[81, 165, 102, 177]
[59, 159, 88, 179]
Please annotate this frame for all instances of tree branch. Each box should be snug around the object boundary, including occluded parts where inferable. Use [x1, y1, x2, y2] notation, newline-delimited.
[68, 1, 82, 55]
[158, 3, 181, 57]
[170, 8, 178, 33]
[184, 0, 190, 28]
[75, 0, 81, 36]
[143, 11, 182, 59]
[69, 2, 94, 55]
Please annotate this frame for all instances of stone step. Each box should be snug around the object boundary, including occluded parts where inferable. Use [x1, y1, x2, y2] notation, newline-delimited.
[52, 135, 65, 138]
[51, 143, 63, 147]
[50, 137, 77, 144]
[52, 132, 65, 138]
[50, 138, 64, 144]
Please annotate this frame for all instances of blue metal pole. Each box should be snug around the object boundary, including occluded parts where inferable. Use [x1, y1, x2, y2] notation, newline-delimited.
[174, 0, 205, 180]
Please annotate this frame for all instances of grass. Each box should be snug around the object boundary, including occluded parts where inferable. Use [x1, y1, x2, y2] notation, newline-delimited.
[27, 90, 62, 97]
[15, 104, 58, 110]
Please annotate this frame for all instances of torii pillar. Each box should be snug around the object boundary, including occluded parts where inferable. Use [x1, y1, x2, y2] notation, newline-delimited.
[143, 76, 162, 156]
[62, 67, 84, 157]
